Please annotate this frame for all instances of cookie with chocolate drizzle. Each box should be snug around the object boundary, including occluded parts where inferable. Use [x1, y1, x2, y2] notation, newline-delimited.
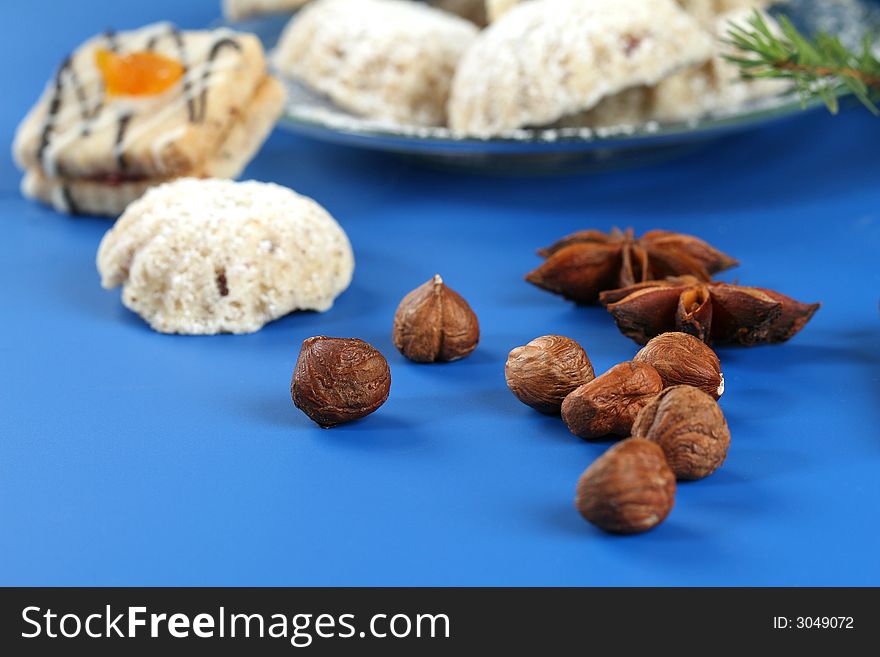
[13, 22, 285, 216]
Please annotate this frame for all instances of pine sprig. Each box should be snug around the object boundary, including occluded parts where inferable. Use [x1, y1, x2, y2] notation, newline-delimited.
[724, 11, 880, 115]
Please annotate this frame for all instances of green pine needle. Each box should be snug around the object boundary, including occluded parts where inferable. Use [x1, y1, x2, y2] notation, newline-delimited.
[724, 10, 880, 115]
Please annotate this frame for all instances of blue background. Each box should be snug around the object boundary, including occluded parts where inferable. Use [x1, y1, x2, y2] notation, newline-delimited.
[1, 0, 879, 586]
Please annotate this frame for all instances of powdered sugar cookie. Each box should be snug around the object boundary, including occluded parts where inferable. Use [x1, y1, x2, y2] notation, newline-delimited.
[97, 179, 354, 335]
[677, 1, 773, 26]
[558, 87, 653, 129]
[487, 0, 774, 24]
[652, 8, 790, 122]
[13, 23, 285, 216]
[448, 0, 713, 137]
[273, 0, 478, 126]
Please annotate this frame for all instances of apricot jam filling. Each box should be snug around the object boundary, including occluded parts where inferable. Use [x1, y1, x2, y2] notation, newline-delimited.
[95, 49, 184, 97]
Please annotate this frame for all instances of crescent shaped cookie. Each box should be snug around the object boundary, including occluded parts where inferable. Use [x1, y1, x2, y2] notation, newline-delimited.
[273, 0, 478, 126]
[563, 6, 788, 128]
[448, 0, 714, 137]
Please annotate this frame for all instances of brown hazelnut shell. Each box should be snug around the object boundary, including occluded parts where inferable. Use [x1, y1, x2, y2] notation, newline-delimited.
[634, 332, 724, 399]
[505, 335, 595, 414]
[561, 361, 663, 440]
[575, 438, 676, 534]
[632, 385, 730, 480]
[291, 336, 391, 428]
[393, 275, 479, 363]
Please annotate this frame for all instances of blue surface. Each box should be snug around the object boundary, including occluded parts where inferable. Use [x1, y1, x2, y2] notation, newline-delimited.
[2, 0, 880, 587]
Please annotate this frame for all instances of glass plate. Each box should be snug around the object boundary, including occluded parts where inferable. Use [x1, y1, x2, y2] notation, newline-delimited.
[222, 0, 879, 172]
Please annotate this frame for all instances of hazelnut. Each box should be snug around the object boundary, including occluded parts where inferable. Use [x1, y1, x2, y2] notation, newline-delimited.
[505, 335, 595, 414]
[393, 274, 479, 363]
[634, 331, 724, 399]
[291, 336, 391, 428]
[561, 361, 663, 439]
[575, 438, 676, 534]
[632, 385, 730, 480]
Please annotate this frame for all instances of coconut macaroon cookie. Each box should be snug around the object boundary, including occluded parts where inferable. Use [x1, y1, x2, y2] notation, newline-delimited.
[448, 0, 713, 137]
[97, 179, 354, 335]
[13, 23, 285, 217]
[273, 0, 479, 126]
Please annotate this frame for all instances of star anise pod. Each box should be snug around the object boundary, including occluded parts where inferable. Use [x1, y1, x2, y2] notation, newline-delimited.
[526, 228, 738, 304]
[599, 276, 820, 346]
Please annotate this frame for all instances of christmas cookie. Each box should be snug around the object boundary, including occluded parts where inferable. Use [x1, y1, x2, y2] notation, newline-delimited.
[447, 0, 713, 137]
[223, 0, 312, 21]
[96, 179, 354, 335]
[273, 0, 478, 126]
[13, 23, 285, 216]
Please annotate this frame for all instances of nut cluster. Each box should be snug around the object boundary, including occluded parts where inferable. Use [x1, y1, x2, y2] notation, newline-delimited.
[517, 226, 819, 533]
[568, 333, 730, 533]
[504, 330, 731, 534]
